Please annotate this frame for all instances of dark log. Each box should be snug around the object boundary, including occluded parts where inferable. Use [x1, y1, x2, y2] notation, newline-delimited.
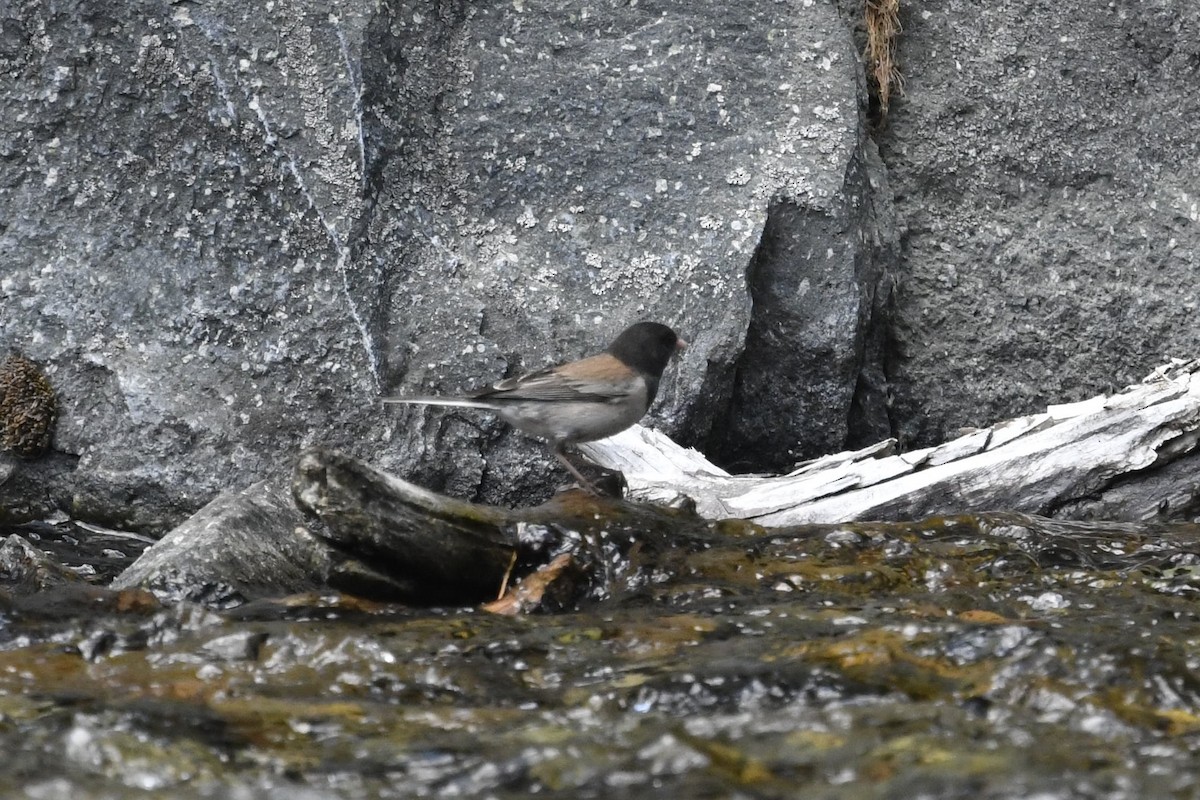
[292, 448, 519, 604]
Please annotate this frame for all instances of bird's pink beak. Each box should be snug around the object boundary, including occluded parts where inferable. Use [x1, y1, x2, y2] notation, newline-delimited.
[676, 338, 688, 351]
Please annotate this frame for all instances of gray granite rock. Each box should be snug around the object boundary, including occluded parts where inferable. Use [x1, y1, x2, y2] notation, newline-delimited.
[0, 0, 382, 528]
[364, 1, 884, 482]
[710, 137, 897, 471]
[1, 0, 881, 526]
[110, 479, 331, 605]
[880, 0, 1200, 447]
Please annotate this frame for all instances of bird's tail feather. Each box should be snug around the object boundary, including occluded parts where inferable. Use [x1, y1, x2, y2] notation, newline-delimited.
[382, 396, 492, 409]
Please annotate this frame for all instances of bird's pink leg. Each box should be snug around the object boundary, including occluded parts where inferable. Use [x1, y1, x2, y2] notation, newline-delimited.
[553, 445, 601, 495]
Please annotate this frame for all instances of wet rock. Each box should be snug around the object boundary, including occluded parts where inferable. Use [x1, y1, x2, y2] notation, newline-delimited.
[0, 534, 79, 593]
[8, 502, 1200, 796]
[111, 480, 333, 607]
[112, 451, 524, 607]
[199, 630, 269, 662]
[3, 583, 161, 622]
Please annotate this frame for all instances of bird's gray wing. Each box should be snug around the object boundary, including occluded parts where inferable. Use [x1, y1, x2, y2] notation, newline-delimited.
[476, 355, 638, 403]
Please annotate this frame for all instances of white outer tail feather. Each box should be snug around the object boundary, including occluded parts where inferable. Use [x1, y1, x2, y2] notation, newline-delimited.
[381, 396, 495, 409]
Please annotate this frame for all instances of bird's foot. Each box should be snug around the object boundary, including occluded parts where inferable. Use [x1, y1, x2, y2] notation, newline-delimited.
[553, 450, 626, 497]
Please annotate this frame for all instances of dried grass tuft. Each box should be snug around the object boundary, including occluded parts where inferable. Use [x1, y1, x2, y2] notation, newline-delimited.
[864, 0, 904, 117]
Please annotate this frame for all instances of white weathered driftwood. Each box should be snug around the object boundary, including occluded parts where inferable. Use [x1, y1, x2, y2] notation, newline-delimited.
[580, 359, 1200, 524]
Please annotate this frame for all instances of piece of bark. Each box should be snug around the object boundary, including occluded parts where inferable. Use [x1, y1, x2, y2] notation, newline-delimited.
[581, 360, 1200, 524]
[482, 554, 576, 616]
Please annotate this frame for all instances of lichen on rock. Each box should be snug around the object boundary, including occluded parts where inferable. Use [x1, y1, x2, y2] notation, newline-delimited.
[0, 354, 58, 458]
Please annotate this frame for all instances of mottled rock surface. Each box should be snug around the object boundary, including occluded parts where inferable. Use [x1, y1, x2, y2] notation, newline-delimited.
[365, 1, 885, 483]
[0, 0, 882, 527]
[1, 0, 382, 528]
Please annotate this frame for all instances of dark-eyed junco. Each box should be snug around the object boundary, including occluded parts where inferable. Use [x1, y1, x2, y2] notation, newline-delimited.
[384, 321, 686, 491]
